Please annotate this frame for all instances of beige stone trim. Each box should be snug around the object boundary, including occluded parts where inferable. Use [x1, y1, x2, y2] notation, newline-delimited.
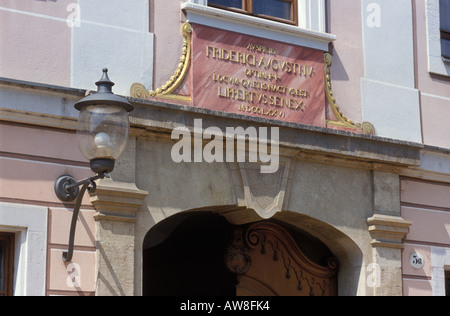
[89, 179, 148, 296]
[91, 179, 148, 222]
[367, 214, 412, 249]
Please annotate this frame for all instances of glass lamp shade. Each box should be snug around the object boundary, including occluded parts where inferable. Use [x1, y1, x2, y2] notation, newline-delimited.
[77, 104, 129, 165]
[74, 68, 133, 174]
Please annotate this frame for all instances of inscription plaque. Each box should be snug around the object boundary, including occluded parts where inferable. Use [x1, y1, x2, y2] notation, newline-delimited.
[191, 24, 326, 126]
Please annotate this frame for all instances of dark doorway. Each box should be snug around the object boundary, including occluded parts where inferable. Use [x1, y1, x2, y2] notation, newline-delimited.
[143, 212, 236, 296]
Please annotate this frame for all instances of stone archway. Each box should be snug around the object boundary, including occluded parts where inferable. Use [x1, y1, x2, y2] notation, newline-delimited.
[142, 211, 347, 296]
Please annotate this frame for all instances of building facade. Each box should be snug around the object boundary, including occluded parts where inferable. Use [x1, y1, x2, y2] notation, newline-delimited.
[0, 0, 449, 296]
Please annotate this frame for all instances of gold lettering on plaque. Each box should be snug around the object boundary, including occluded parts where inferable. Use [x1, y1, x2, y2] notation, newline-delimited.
[206, 43, 314, 119]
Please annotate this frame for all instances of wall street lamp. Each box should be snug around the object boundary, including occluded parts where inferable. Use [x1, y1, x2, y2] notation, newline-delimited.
[54, 68, 133, 262]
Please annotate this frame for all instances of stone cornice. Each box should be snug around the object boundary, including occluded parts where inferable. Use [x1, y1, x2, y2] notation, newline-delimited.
[128, 96, 423, 168]
[0, 77, 423, 169]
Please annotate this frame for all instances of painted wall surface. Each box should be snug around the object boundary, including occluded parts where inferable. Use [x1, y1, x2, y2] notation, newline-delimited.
[401, 179, 450, 296]
[151, 0, 186, 90]
[0, 0, 73, 87]
[0, 122, 95, 295]
[71, 0, 154, 96]
[328, 0, 450, 147]
[0, 0, 154, 96]
[360, 0, 421, 143]
[327, 0, 364, 124]
[415, 0, 450, 149]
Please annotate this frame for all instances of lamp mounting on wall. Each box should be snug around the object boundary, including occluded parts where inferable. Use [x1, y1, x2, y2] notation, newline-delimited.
[54, 68, 134, 262]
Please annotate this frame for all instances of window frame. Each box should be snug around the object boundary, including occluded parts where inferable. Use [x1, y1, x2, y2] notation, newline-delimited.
[209, 0, 299, 26]
[182, 0, 334, 51]
[0, 233, 15, 297]
[445, 270, 450, 297]
[426, 0, 450, 76]
[440, 0, 450, 59]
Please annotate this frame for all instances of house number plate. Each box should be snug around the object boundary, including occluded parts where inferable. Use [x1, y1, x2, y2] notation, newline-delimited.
[410, 252, 425, 270]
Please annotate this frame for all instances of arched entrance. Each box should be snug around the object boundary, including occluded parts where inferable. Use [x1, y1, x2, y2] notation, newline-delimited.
[142, 212, 339, 296]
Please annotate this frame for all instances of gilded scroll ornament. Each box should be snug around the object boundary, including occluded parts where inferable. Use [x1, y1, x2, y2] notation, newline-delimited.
[130, 22, 192, 101]
[324, 53, 375, 136]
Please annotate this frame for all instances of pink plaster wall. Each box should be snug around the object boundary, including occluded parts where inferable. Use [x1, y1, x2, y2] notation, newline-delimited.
[0, 123, 85, 162]
[420, 94, 450, 149]
[49, 208, 95, 248]
[403, 278, 433, 296]
[0, 0, 76, 18]
[402, 244, 433, 295]
[151, 0, 185, 89]
[48, 208, 96, 295]
[403, 206, 450, 245]
[0, 122, 95, 295]
[327, 0, 364, 124]
[0, 123, 91, 204]
[0, 0, 73, 86]
[413, 0, 450, 148]
[48, 249, 96, 294]
[0, 158, 91, 204]
[401, 179, 450, 296]
[414, 0, 450, 98]
[401, 179, 450, 210]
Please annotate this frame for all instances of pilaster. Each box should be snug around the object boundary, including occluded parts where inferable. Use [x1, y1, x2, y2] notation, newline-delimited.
[367, 213, 412, 296]
[366, 170, 412, 296]
[90, 179, 148, 296]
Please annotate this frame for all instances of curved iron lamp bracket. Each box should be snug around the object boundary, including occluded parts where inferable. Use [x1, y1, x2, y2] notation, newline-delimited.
[54, 172, 109, 262]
